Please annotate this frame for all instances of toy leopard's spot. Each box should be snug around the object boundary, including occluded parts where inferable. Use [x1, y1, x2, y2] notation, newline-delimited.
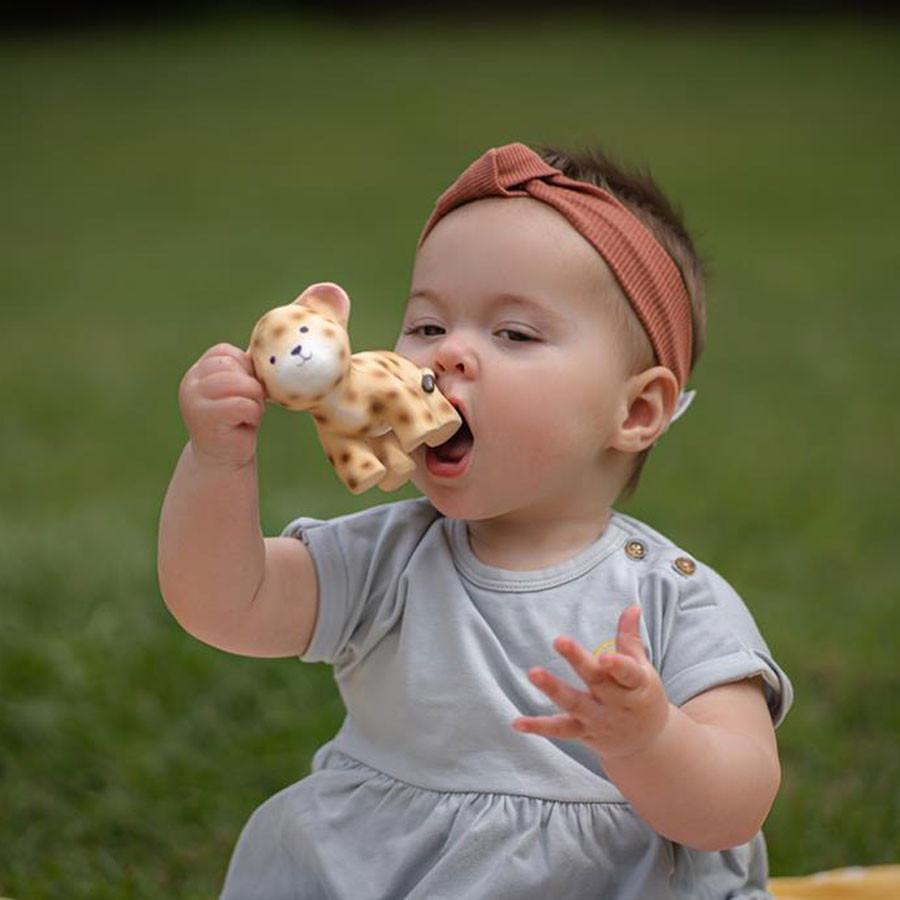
[247, 283, 461, 495]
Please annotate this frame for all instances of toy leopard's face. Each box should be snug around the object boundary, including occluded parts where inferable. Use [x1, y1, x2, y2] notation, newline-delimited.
[249, 301, 351, 410]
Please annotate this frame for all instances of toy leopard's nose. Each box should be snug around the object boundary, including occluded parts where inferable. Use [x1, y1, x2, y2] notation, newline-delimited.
[291, 344, 304, 356]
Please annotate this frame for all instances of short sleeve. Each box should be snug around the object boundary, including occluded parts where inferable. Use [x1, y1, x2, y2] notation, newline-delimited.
[639, 558, 793, 727]
[280, 498, 442, 669]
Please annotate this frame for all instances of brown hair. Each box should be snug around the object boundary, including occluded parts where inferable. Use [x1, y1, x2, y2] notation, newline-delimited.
[536, 143, 709, 501]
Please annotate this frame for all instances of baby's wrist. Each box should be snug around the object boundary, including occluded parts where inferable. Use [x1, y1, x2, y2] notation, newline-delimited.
[187, 440, 257, 474]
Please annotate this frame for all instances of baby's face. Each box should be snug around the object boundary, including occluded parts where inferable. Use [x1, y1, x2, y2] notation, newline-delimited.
[395, 196, 635, 523]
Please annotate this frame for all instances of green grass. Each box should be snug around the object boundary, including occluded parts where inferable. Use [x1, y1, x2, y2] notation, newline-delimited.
[2, 10, 899, 897]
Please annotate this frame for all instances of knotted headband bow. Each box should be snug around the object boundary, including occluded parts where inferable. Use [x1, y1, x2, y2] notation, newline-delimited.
[418, 142, 694, 391]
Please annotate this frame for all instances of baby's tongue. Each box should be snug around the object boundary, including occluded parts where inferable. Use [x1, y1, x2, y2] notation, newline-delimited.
[434, 420, 473, 462]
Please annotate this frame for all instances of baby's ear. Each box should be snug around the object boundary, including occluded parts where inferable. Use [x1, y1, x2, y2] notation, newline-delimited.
[293, 282, 351, 328]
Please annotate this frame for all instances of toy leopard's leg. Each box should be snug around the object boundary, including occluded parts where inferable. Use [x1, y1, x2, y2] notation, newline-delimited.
[368, 433, 415, 492]
[381, 402, 431, 454]
[383, 379, 461, 453]
[421, 383, 462, 447]
[315, 426, 386, 494]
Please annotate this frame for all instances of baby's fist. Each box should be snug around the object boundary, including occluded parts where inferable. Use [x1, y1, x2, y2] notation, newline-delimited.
[179, 343, 266, 469]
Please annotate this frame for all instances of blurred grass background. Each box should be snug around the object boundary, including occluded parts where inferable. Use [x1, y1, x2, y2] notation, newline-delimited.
[2, 8, 898, 897]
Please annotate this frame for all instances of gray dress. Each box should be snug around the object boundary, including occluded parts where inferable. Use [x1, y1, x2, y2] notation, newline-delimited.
[221, 498, 792, 900]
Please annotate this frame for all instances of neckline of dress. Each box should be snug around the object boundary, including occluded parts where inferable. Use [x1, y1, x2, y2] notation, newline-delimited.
[444, 514, 627, 593]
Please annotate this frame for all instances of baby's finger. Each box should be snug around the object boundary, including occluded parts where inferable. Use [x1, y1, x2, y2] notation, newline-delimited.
[596, 652, 645, 690]
[512, 713, 585, 740]
[217, 396, 264, 430]
[615, 604, 647, 662]
[199, 343, 256, 377]
[528, 668, 599, 720]
[195, 351, 252, 382]
[552, 636, 605, 693]
[197, 369, 266, 404]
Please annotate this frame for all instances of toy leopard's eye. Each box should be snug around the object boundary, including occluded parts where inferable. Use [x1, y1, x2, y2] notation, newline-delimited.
[269, 356, 276, 364]
[299, 326, 309, 333]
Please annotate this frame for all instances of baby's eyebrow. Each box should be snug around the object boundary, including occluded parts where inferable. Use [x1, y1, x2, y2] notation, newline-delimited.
[408, 288, 566, 327]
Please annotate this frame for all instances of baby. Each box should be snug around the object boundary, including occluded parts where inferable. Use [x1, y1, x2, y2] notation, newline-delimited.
[158, 142, 793, 899]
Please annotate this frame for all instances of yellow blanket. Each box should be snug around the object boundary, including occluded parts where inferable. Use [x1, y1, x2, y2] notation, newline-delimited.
[6, 865, 900, 900]
[769, 865, 900, 899]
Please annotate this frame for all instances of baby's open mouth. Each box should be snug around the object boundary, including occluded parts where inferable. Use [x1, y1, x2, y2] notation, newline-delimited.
[432, 416, 473, 463]
[428, 401, 474, 468]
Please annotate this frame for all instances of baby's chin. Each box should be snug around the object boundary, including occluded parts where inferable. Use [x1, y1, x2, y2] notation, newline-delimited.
[409, 471, 508, 523]
[408, 462, 473, 520]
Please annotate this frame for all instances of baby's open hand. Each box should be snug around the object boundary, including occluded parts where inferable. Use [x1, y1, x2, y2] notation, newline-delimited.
[513, 605, 671, 762]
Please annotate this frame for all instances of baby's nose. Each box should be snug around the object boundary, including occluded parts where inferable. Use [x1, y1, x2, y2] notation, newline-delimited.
[434, 336, 477, 378]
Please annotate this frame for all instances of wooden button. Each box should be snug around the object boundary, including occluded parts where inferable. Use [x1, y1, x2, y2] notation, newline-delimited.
[625, 540, 647, 560]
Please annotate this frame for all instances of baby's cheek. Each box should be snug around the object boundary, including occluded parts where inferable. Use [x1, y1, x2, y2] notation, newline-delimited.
[517, 382, 589, 434]
[393, 334, 423, 365]
[498, 410, 577, 465]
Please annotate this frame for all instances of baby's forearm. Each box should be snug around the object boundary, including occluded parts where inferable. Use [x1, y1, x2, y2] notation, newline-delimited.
[602, 703, 780, 851]
[157, 442, 266, 646]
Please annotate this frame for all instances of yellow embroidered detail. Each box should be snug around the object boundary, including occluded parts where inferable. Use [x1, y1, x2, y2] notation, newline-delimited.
[593, 639, 616, 656]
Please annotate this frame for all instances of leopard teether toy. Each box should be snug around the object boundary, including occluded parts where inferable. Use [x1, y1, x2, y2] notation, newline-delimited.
[248, 282, 461, 494]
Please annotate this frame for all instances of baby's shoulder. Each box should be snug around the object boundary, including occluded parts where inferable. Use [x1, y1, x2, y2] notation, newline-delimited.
[610, 510, 741, 610]
[285, 496, 439, 536]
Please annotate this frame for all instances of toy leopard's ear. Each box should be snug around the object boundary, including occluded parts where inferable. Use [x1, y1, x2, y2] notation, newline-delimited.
[292, 282, 351, 328]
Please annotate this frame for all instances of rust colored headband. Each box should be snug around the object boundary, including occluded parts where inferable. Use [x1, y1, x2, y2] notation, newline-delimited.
[418, 142, 693, 389]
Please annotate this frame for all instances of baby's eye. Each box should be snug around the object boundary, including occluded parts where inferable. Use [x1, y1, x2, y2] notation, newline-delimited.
[496, 328, 535, 343]
[404, 324, 445, 338]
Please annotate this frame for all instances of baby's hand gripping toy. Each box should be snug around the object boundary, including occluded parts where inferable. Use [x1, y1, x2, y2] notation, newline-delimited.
[248, 282, 462, 495]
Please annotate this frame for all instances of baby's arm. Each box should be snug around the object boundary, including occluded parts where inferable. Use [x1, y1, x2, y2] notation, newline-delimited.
[157, 343, 318, 658]
[513, 606, 780, 852]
